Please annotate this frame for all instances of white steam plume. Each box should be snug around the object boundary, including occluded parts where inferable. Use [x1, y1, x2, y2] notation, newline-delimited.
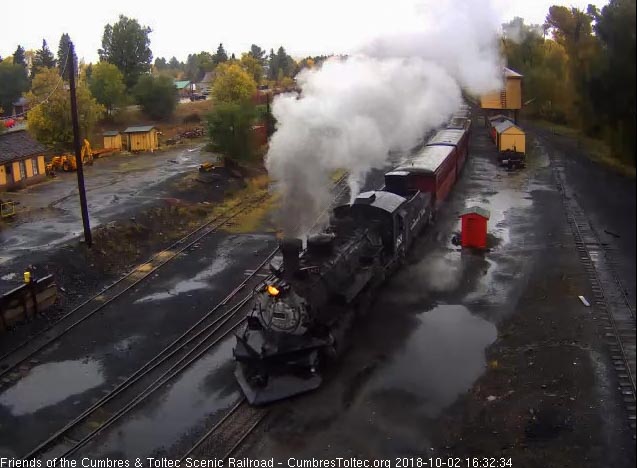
[266, 0, 503, 236]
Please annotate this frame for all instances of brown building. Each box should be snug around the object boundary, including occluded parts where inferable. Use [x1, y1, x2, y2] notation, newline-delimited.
[0, 130, 46, 191]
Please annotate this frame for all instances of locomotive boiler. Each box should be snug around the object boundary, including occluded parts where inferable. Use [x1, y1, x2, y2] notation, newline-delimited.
[234, 189, 431, 404]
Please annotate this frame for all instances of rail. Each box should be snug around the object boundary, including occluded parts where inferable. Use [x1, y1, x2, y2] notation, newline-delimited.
[0, 192, 269, 379]
[551, 157, 636, 436]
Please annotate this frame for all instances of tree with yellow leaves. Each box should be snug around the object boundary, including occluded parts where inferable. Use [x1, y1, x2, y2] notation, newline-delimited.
[211, 62, 257, 104]
[25, 67, 104, 149]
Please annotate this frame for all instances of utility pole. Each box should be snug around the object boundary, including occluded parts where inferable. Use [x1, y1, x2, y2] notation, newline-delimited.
[68, 41, 92, 247]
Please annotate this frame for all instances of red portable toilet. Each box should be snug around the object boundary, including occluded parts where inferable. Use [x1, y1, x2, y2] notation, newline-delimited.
[459, 206, 490, 249]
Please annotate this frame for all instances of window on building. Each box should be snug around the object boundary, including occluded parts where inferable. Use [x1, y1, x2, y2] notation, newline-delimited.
[19, 161, 27, 179]
[31, 158, 39, 176]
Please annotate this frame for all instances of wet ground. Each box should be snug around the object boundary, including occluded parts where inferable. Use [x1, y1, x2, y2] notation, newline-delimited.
[0, 232, 276, 457]
[0, 144, 211, 292]
[1, 120, 634, 465]
[231, 122, 635, 466]
[58, 160, 401, 461]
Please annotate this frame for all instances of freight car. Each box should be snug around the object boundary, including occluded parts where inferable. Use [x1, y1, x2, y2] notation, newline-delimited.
[233, 114, 470, 405]
[427, 128, 470, 175]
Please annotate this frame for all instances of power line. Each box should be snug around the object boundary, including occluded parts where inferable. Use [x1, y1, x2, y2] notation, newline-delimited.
[1, 45, 72, 122]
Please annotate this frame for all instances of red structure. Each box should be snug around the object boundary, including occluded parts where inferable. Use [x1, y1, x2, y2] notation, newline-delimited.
[251, 124, 267, 147]
[459, 206, 490, 249]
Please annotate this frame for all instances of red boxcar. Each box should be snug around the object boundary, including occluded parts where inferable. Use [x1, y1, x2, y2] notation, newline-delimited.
[387, 144, 457, 210]
[426, 128, 469, 176]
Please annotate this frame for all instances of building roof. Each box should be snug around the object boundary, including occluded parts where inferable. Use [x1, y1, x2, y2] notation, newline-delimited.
[504, 67, 523, 78]
[174, 80, 191, 89]
[0, 130, 46, 164]
[460, 206, 491, 219]
[427, 129, 465, 147]
[122, 126, 156, 133]
[494, 120, 523, 134]
[103, 131, 120, 136]
[395, 145, 454, 174]
[200, 71, 215, 83]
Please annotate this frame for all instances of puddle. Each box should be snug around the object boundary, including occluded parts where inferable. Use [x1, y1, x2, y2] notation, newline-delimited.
[365, 305, 496, 418]
[0, 359, 105, 416]
[113, 335, 143, 353]
[465, 188, 533, 245]
[82, 338, 239, 458]
[134, 254, 230, 303]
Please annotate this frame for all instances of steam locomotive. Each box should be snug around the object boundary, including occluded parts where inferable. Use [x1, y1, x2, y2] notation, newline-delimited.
[233, 110, 471, 404]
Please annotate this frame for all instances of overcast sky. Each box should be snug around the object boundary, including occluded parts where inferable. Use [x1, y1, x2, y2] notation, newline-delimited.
[2, 0, 609, 63]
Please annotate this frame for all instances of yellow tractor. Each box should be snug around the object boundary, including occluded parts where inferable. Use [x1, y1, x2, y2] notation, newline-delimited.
[47, 140, 94, 174]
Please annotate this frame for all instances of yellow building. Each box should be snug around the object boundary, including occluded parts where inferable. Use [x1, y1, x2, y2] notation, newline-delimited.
[0, 130, 47, 191]
[480, 67, 523, 113]
[103, 131, 123, 150]
[122, 126, 160, 152]
[495, 120, 526, 154]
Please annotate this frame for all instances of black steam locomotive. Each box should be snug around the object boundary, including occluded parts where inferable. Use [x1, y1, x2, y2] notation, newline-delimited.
[234, 189, 431, 404]
[234, 113, 470, 405]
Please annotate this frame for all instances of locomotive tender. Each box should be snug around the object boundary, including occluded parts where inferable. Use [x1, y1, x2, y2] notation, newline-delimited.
[233, 111, 471, 404]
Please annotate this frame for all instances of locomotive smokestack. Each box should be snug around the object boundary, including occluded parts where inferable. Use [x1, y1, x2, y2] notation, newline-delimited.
[280, 238, 303, 279]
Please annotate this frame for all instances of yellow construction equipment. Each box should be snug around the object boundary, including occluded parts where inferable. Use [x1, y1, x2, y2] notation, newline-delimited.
[47, 139, 94, 174]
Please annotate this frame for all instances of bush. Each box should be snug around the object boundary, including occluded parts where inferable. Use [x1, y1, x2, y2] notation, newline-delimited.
[133, 75, 178, 120]
[207, 101, 258, 163]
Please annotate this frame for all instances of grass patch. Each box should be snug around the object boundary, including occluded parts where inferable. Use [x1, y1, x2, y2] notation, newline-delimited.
[532, 119, 635, 178]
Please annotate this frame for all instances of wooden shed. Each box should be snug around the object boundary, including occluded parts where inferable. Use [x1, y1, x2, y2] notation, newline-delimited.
[103, 131, 122, 151]
[494, 121, 525, 154]
[122, 126, 159, 152]
[0, 130, 47, 191]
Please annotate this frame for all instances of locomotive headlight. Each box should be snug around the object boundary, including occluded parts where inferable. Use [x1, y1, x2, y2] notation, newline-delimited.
[267, 285, 280, 296]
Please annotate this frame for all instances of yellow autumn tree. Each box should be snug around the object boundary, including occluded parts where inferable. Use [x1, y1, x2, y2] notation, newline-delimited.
[26, 67, 104, 148]
[211, 62, 257, 104]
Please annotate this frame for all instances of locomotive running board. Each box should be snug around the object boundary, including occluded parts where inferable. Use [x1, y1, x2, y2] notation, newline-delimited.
[235, 365, 322, 405]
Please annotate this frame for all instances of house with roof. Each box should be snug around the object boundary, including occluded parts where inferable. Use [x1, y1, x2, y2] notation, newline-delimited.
[122, 126, 159, 152]
[0, 130, 47, 191]
[196, 71, 215, 94]
[174, 80, 193, 98]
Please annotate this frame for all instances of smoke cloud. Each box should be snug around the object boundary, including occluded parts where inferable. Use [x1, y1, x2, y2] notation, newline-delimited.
[266, 0, 503, 236]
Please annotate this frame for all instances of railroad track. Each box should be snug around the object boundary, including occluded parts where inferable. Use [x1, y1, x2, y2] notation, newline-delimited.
[25, 250, 276, 459]
[0, 192, 269, 379]
[180, 399, 268, 461]
[23, 173, 351, 459]
[551, 158, 636, 437]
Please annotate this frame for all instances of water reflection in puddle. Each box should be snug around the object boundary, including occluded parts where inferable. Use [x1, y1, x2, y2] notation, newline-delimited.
[464, 189, 533, 245]
[83, 338, 239, 458]
[0, 359, 105, 416]
[135, 255, 230, 303]
[366, 305, 496, 418]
